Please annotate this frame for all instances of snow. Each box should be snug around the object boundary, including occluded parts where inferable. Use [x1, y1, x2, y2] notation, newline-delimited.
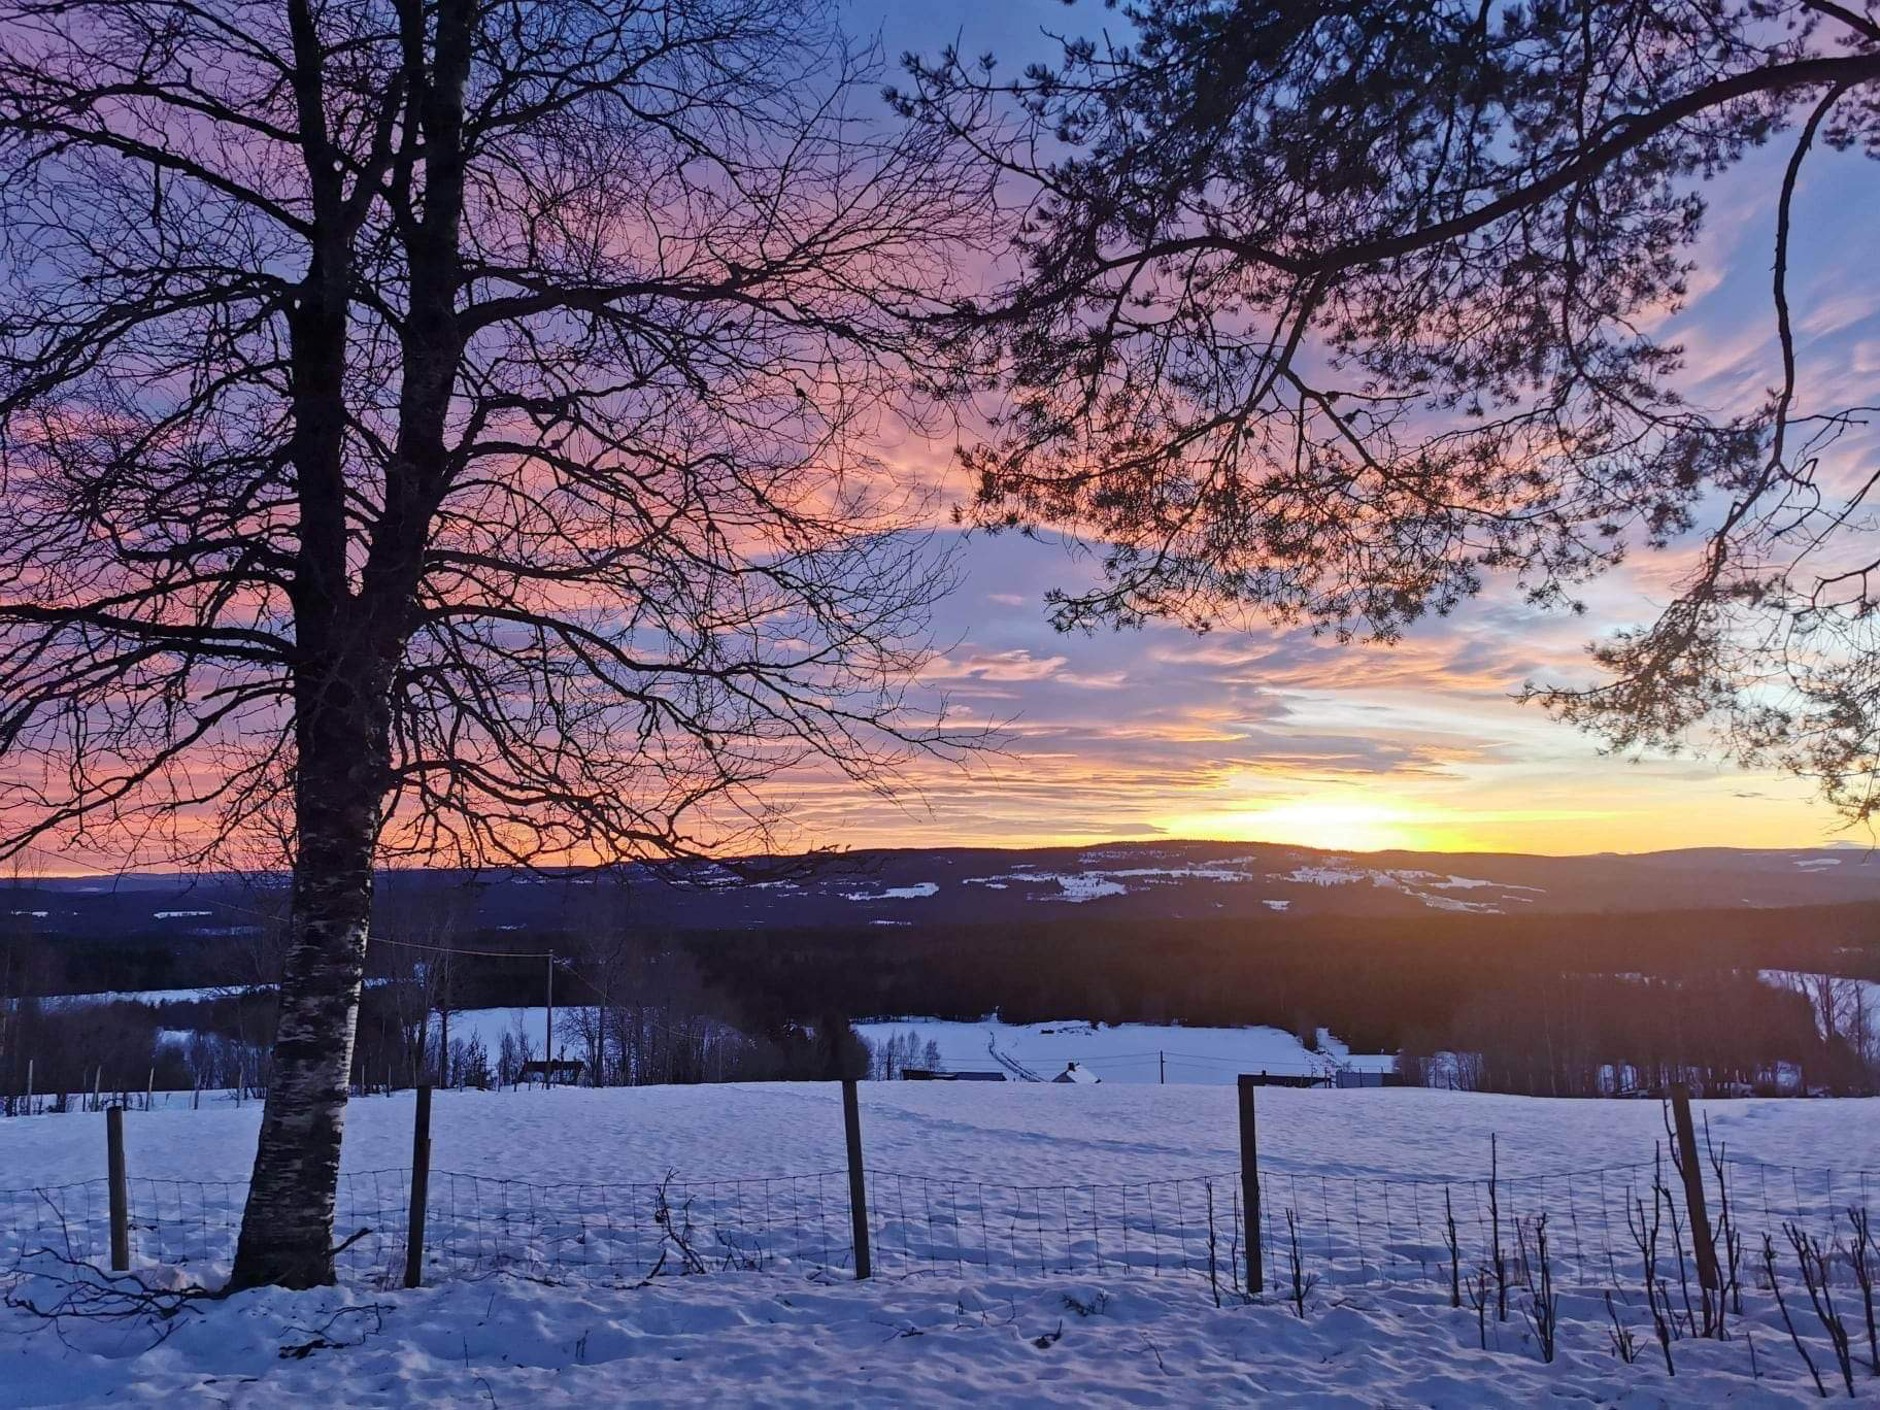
[853, 1018, 1392, 1085]
[1103, 863, 1257, 883]
[1, 1084, 1877, 1405]
[1, 1082, 1874, 1207]
[957, 861, 1262, 903]
[1410, 892, 1501, 913]
[150, 910, 213, 920]
[431, 1005, 563, 1058]
[843, 882, 939, 901]
[1286, 866, 1372, 887]
[963, 872, 1128, 902]
[1, 1267, 1833, 1408]
[1279, 861, 1540, 914]
[1759, 971, 1880, 1064]
[18, 986, 264, 1009]
[0, 1082, 1872, 1406]
[22, 980, 387, 1010]
[1047, 874, 1129, 902]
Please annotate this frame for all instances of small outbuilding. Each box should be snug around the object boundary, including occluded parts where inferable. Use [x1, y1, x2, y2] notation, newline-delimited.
[517, 1058, 585, 1086]
[901, 1068, 1007, 1081]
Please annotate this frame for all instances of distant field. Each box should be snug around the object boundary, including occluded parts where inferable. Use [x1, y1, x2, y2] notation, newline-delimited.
[4, 1079, 1873, 1186]
[413, 1008, 1395, 1084]
[852, 1017, 1397, 1083]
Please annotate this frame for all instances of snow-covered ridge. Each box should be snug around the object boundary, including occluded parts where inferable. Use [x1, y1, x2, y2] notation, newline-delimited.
[959, 860, 1258, 904]
[963, 872, 1127, 902]
[928, 849, 1556, 917]
[1282, 859, 1545, 914]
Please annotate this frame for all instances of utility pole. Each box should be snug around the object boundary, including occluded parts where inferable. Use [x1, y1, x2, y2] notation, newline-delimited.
[437, 953, 450, 1090]
[545, 950, 556, 1088]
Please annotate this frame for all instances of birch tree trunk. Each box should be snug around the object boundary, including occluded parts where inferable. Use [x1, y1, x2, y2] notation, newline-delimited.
[229, 652, 390, 1289]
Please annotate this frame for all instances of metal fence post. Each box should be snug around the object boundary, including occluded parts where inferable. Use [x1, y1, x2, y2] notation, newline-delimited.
[1237, 1074, 1263, 1294]
[106, 1104, 130, 1272]
[1668, 1082, 1720, 1291]
[842, 1078, 871, 1279]
[403, 1084, 433, 1288]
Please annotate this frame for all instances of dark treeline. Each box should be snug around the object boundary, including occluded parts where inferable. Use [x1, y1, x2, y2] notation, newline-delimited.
[4, 901, 1876, 1101]
[683, 907, 1880, 1097]
[0, 919, 870, 1105]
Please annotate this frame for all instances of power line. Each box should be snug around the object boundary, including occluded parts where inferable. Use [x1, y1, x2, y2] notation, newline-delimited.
[369, 934, 560, 962]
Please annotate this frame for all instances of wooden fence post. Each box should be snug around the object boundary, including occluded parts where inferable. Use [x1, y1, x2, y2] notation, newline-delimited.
[1237, 1074, 1263, 1294]
[841, 1077, 871, 1279]
[403, 1084, 433, 1289]
[1668, 1082, 1720, 1291]
[106, 1104, 129, 1272]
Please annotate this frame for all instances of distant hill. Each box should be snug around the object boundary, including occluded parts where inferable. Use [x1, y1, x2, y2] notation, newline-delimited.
[10, 840, 1880, 948]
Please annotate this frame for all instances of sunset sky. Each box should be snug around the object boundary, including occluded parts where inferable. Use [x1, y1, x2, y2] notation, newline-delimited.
[781, 0, 1880, 857]
[20, 1, 1879, 878]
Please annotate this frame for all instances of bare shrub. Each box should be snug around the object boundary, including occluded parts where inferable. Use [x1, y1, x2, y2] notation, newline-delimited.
[1627, 1182, 1676, 1377]
[1521, 1215, 1558, 1363]
[1787, 1223, 1856, 1396]
[1764, 1231, 1827, 1398]
[1282, 1209, 1316, 1319]
[1849, 1206, 1878, 1377]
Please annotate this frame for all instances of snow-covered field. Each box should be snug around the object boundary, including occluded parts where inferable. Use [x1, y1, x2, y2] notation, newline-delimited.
[6, 1082, 1876, 1185]
[383, 1009, 1395, 1085]
[854, 1017, 1395, 1083]
[2, 1084, 1876, 1405]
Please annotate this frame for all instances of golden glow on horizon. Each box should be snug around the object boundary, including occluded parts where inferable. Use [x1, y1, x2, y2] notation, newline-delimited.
[1153, 782, 1846, 856]
[1161, 797, 1461, 852]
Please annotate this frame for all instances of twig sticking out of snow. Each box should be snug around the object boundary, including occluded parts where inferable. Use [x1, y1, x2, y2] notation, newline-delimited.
[3, 1248, 213, 1354]
[278, 1302, 388, 1360]
[1282, 1209, 1316, 1319]
[1604, 1289, 1639, 1364]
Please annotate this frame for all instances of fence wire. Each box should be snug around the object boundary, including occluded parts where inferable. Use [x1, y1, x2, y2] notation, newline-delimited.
[4, 1147, 1873, 1300]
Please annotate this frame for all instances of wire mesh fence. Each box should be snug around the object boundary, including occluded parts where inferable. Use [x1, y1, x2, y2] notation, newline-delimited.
[4, 1139, 1873, 1303]
[1, 1172, 406, 1282]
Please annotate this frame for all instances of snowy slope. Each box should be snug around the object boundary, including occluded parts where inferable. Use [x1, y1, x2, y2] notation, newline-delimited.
[0, 1267, 1839, 1408]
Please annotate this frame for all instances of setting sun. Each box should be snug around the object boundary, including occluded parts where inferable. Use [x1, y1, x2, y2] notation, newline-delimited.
[1159, 796, 1463, 852]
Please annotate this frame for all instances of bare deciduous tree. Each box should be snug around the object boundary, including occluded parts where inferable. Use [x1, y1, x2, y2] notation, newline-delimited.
[0, 0, 991, 1287]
